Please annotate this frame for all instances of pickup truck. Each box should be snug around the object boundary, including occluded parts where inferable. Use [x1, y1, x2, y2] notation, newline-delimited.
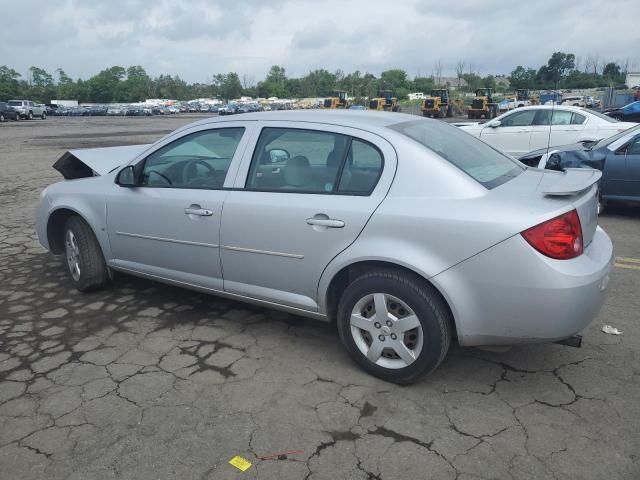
[7, 100, 47, 120]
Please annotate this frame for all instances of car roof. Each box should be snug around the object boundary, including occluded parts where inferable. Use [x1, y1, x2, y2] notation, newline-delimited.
[514, 104, 587, 113]
[184, 110, 418, 132]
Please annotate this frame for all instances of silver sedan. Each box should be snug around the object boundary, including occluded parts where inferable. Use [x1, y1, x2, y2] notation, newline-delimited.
[36, 111, 613, 383]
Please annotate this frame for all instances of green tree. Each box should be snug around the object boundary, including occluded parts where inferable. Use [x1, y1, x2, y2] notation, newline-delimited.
[116, 66, 152, 102]
[0, 65, 22, 100]
[300, 69, 336, 97]
[411, 76, 435, 94]
[379, 69, 408, 94]
[213, 73, 243, 101]
[86, 66, 126, 103]
[602, 62, 622, 84]
[508, 66, 537, 90]
[28, 66, 55, 102]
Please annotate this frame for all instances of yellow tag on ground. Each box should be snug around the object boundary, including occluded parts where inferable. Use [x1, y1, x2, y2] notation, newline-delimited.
[229, 455, 252, 472]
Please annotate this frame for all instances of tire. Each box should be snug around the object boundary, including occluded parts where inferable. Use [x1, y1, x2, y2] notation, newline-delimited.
[41, 112, 47, 120]
[15, 114, 20, 121]
[63, 216, 110, 292]
[446, 105, 453, 118]
[336, 269, 452, 384]
[28, 112, 33, 120]
[0, 114, 4, 122]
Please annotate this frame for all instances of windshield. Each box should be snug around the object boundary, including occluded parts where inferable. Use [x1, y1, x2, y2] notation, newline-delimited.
[588, 109, 619, 123]
[389, 120, 524, 189]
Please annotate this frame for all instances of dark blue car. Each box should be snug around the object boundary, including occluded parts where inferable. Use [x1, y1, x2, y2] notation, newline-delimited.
[519, 124, 640, 211]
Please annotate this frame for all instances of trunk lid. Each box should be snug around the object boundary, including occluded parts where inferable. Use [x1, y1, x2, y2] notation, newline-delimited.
[493, 167, 600, 248]
[53, 144, 151, 179]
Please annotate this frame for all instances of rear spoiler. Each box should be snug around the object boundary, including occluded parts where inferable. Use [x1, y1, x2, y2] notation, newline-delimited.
[53, 144, 151, 179]
[542, 168, 601, 196]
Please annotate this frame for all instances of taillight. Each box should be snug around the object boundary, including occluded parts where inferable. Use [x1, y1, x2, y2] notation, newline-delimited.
[521, 209, 583, 260]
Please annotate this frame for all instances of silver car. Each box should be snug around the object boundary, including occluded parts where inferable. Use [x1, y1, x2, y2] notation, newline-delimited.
[36, 111, 613, 383]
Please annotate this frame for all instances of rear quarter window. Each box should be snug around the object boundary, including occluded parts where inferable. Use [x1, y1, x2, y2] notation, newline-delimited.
[389, 120, 523, 189]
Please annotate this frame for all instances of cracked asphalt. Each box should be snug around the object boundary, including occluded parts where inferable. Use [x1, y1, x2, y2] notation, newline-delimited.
[1, 115, 639, 480]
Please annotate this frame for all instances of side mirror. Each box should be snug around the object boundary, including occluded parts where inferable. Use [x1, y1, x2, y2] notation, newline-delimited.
[268, 148, 290, 163]
[487, 120, 501, 128]
[116, 165, 137, 187]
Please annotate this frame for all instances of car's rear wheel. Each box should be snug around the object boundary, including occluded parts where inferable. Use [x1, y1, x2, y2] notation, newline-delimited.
[28, 112, 33, 120]
[41, 112, 47, 120]
[337, 270, 451, 384]
[63, 216, 110, 291]
[0, 113, 4, 122]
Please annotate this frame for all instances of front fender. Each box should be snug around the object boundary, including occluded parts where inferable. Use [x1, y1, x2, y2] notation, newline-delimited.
[38, 177, 111, 259]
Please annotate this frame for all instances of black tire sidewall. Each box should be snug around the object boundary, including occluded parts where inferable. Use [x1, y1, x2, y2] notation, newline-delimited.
[63, 216, 108, 291]
[337, 273, 449, 383]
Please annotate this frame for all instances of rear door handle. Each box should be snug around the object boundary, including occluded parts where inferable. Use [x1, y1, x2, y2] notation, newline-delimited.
[306, 218, 345, 228]
[184, 204, 213, 216]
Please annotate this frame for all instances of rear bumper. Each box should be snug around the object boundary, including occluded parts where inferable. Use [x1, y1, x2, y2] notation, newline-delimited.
[432, 226, 613, 346]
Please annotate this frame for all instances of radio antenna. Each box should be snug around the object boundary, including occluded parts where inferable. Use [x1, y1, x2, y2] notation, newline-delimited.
[545, 85, 557, 161]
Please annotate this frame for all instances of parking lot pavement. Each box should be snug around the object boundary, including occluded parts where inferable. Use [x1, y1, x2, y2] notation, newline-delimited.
[1, 116, 639, 480]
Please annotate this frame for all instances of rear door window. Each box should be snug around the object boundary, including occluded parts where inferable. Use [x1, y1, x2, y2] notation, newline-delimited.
[338, 139, 384, 194]
[500, 110, 536, 127]
[390, 120, 523, 189]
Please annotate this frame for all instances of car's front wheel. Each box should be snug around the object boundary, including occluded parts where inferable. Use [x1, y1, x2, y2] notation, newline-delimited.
[337, 270, 451, 384]
[63, 216, 110, 291]
[0, 113, 4, 122]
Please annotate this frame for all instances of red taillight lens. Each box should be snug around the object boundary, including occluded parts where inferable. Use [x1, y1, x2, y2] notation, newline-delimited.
[521, 209, 583, 260]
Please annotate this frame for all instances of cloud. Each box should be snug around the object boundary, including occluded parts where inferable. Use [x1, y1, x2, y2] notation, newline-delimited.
[0, 0, 638, 83]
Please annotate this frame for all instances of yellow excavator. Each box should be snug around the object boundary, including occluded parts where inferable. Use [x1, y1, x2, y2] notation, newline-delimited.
[323, 91, 350, 109]
[421, 89, 453, 118]
[517, 89, 540, 105]
[467, 88, 499, 119]
[369, 90, 401, 112]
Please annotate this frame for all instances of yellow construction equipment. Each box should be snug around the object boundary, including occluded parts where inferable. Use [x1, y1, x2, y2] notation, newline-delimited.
[467, 88, 499, 119]
[323, 91, 350, 109]
[368, 90, 401, 112]
[421, 89, 453, 118]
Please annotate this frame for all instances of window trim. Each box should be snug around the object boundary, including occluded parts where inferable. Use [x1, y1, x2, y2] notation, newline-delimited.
[242, 126, 385, 196]
[134, 126, 246, 190]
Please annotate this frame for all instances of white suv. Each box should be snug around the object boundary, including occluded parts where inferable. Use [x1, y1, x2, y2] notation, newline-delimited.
[561, 96, 586, 107]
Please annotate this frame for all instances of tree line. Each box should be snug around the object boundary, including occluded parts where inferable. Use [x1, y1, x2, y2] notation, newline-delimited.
[0, 52, 631, 104]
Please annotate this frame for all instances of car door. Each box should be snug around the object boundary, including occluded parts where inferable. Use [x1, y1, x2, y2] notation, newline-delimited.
[106, 122, 253, 290]
[529, 109, 586, 151]
[219, 122, 396, 311]
[479, 109, 536, 156]
[623, 136, 640, 198]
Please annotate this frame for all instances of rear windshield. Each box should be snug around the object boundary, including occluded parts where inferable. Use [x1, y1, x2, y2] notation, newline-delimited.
[389, 120, 524, 189]
[8, 101, 21, 106]
[587, 109, 618, 123]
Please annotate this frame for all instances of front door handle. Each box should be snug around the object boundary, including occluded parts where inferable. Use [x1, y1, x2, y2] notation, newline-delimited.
[306, 217, 345, 228]
[184, 204, 213, 216]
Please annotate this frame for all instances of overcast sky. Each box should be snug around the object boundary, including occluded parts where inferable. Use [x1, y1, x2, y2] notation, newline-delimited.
[1, 0, 638, 83]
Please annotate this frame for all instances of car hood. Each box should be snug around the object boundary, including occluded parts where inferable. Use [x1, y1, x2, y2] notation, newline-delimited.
[53, 144, 152, 179]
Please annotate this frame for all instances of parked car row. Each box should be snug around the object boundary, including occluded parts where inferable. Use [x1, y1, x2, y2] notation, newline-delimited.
[0, 100, 47, 121]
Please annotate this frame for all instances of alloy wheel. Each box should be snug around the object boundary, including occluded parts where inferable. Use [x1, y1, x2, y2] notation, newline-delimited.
[65, 229, 81, 281]
[350, 293, 423, 369]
